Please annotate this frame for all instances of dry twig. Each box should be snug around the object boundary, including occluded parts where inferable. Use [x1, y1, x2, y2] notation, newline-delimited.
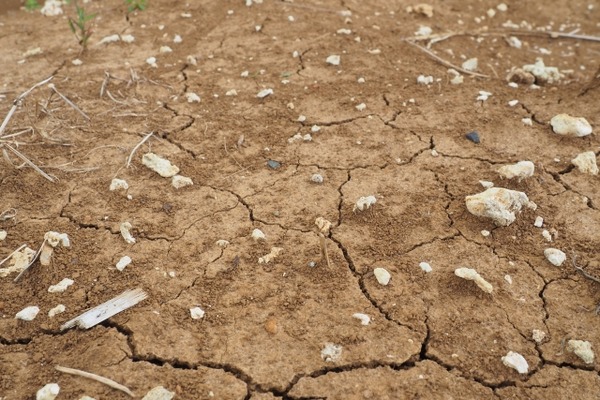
[404, 40, 490, 78]
[126, 131, 154, 168]
[55, 365, 135, 397]
[14, 238, 46, 282]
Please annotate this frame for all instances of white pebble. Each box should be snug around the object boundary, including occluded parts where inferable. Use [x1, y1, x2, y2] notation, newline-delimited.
[109, 178, 129, 191]
[71, 58, 83, 65]
[462, 58, 478, 71]
[173, 35, 182, 43]
[508, 99, 519, 106]
[532, 329, 546, 344]
[522, 117, 533, 126]
[297, 115, 306, 122]
[550, 114, 592, 137]
[225, 89, 238, 96]
[256, 88, 273, 98]
[354, 195, 377, 212]
[190, 307, 205, 320]
[374, 267, 391, 285]
[465, 188, 532, 226]
[216, 239, 229, 248]
[310, 174, 324, 184]
[251, 228, 266, 241]
[240, 70, 249, 77]
[567, 340, 594, 364]
[159, 46, 172, 54]
[142, 153, 180, 177]
[497, 161, 535, 181]
[455, 267, 493, 293]
[326, 55, 341, 66]
[48, 278, 74, 293]
[479, 180, 494, 189]
[146, 56, 157, 66]
[542, 229, 552, 242]
[571, 151, 599, 175]
[415, 25, 432, 36]
[311, 125, 321, 133]
[36, 383, 60, 400]
[0, 230, 6, 241]
[477, 90, 492, 101]
[357, 77, 365, 83]
[321, 343, 343, 362]
[355, 103, 366, 111]
[120, 222, 136, 244]
[544, 248, 566, 266]
[508, 82, 519, 88]
[497, 3, 508, 11]
[352, 313, 371, 325]
[116, 256, 132, 271]
[48, 304, 66, 317]
[504, 274, 512, 284]
[419, 262, 432, 273]
[185, 92, 201, 103]
[142, 386, 175, 400]
[481, 230, 491, 237]
[502, 351, 529, 374]
[534, 216, 544, 227]
[15, 306, 40, 321]
[172, 175, 193, 189]
[417, 75, 434, 85]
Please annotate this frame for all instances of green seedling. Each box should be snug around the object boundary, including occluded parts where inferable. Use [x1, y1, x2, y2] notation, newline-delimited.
[24, 0, 41, 11]
[67, 0, 97, 52]
[125, 0, 148, 12]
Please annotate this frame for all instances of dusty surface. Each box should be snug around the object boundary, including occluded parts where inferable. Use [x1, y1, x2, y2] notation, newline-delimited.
[1, 0, 600, 399]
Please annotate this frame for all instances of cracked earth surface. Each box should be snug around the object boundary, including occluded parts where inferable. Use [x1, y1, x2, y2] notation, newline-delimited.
[1, 0, 600, 399]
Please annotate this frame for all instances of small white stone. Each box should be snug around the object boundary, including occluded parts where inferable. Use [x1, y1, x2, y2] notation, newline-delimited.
[172, 175, 193, 189]
[326, 55, 341, 66]
[225, 89, 238, 96]
[462, 58, 478, 71]
[297, 115, 306, 122]
[542, 229, 552, 242]
[455, 267, 493, 293]
[355, 103, 366, 111]
[186, 55, 197, 65]
[532, 329, 546, 344]
[508, 82, 519, 88]
[354, 195, 377, 212]
[498, 161, 535, 181]
[479, 180, 494, 189]
[116, 256, 132, 271]
[571, 151, 599, 175]
[173, 35, 182, 43]
[431, 149, 439, 157]
[48, 278, 74, 293]
[121, 34, 135, 43]
[240, 70, 249, 77]
[374, 267, 391, 285]
[321, 343, 343, 362]
[497, 3, 508, 11]
[146, 56, 157, 65]
[79, 396, 97, 400]
[190, 307, 205, 320]
[251, 228, 266, 241]
[142, 386, 174, 400]
[110, 178, 129, 191]
[185, 92, 201, 103]
[534, 216, 544, 227]
[159, 46, 172, 54]
[16, 306, 40, 321]
[481, 230, 491, 237]
[508, 99, 519, 107]
[216, 239, 229, 248]
[0, 230, 6, 241]
[507, 36, 522, 49]
[417, 75, 434, 85]
[567, 340, 594, 364]
[502, 351, 529, 374]
[415, 25, 432, 36]
[522, 117, 533, 126]
[256, 88, 273, 98]
[465, 187, 532, 226]
[550, 114, 592, 137]
[142, 153, 180, 177]
[504, 274, 512, 284]
[48, 304, 66, 318]
[311, 125, 321, 133]
[544, 248, 566, 266]
[477, 90, 492, 101]
[310, 174, 324, 184]
[352, 313, 371, 325]
[36, 383, 60, 400]
[357, 77, 366, 83]
[71, 58, 83, 65]
[258, 247, 283, 264]
[419, 262, 432, 273]
[120, 222, 136, 244]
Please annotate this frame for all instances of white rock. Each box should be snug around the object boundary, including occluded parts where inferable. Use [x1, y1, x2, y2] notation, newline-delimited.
[550, 114, 592, 137]
[502, 351, 529, 374]
[225, 89, 238, 96]
[0, 246, 35, 277]
[353, 195, 377, 212]
[185, 92, 201, 103]
[419, 262, 432, 273]
[36, 383, 60, 400]
[186, 55, 197, 65]
[142, 153, 180, 177]
[508, 99, 519, 107]
[121, 34, 135, 43]
[190, 307, 205, 320]
[172, 175, 193, 189]
[544, 248, 566, 266]
[523, 58, 563, 84]
[522, 117, 533, 126]
[504, 274, 512, 284]
[567, 340, 594, 364]
[257, 88, 273, 98]
[455, 267, 493, 293]
[110, 178, 129, 191]
[215, 239, 229, 248]
[98, 34, 120, 44]
[310, 174, 324, 184]
[337, 28, 352, 34]
[45, 231, 70, 248]
[79, 397, 97, 400]
[534, 216, 544, 227]
[355, 103, 367, 111]
[40, 0, 63, 16]
[497, 161, 535, 181]
[173, 34, 182, 43]
[116, 256, 132, 271]
[507, 36, 522, 49]
[251, 228, 266, 241]
[258, 247, 283, 264]
[48, 278, 74, 293]
[477, 90, 492, 101]
[297, 115, 307, 122]
[542, 229, 552, 242]
[311, 125, 321, 133]
[0, 230, 6, 241]
[326, 55, 341, 66]
[240, 70, 249, 77]
[462, 58, 478, 71]
[465, 187, 532, 226]
[321, 343, 343, 362]
[481, 230, 490, 237]
[120, 222, 136, 244]
[357, 77, 366, 83]
[479, 180, 494, 189]
[497, 3, 508, 11]
[415, 25, 432, 36]
[417, 75, 434, 85]
[571, 151, 599, 175]
[374, 267, 391, 285]
[159, 46, 172, 54]
[146, 56, 157, 67]
[16, 306, 40, 321]
[48, 304, 66, 317]
[142, 386, 175, 400]
[532, 329, 546, 344]
[352, 313, 371, 325]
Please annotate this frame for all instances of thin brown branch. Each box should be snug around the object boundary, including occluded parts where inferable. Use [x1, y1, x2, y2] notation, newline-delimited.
[404, 40, 490, 78]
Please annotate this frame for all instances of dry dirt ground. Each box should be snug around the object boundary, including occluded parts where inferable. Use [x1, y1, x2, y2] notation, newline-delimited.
[1, 0, 600, 399]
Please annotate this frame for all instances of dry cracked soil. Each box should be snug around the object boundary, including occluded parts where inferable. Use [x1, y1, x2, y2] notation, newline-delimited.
[1, 0, 600, 399]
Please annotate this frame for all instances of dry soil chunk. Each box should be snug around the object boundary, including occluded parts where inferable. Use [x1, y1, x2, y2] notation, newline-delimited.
[142, 153, 180, 177]
[550, 114, 593, 137]
[142, 386, 175, 400]
[454, 267, 493, 293]
[567, 340, 594, 364]
[498, 161, 534, 181]
[571, 151, 599, 175]
[465, 188, 531, 226]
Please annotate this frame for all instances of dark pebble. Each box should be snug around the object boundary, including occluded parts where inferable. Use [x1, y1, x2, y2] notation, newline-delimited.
[465, 131, 480, 144]
[267, 160, 281, 169]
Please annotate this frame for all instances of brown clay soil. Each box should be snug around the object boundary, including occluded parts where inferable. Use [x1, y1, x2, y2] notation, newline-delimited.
[1, 0, 600, 399]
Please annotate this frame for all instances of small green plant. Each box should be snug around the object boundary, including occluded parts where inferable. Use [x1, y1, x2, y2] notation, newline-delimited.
[24, 0, 41, 11]
[67, 0, 97, 52]
[125, 0, 148, 12]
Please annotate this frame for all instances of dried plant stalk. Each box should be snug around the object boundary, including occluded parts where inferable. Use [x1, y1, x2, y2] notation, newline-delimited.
[319, 233, 332, 268]
[55, 365, 135, 397]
